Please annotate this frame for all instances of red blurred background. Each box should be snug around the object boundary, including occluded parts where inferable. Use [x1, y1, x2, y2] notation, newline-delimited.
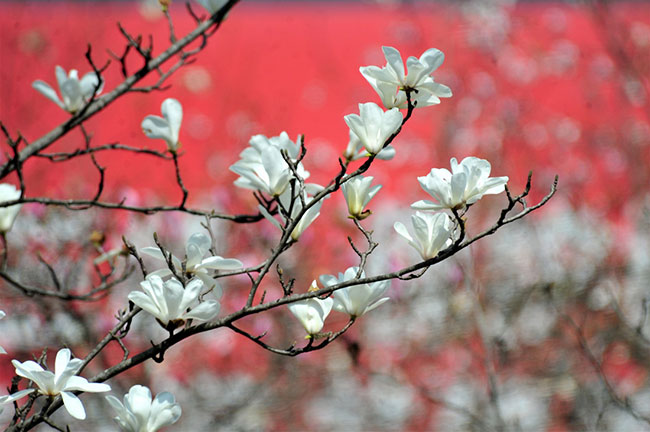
[1, 1, 650, 430]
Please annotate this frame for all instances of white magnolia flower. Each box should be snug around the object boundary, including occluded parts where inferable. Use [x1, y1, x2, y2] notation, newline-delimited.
[33, 66, 102, 114]
[343, 129, 395, 162]
[0, 311, 6, 354]
[106, 385, 181, 432]
[412, 157, 509, 211]
[0, 184, 22, 233]
[230, 132, 309, 197]
[141, 232, 242, 298]
[341, 175, 382, 220]
[141, 98, 183, 152]
[128, 275, 220, 329]
[394, 212, 453, 260]
[320, 267, 389, 318]
[344, 102, 402, 155]
[360, 46, 452, 109]
[195, 0, 228, 14]
[259, 187, 323, 241]
[287, 281, 334, 335]
[0, 348, 110, 420]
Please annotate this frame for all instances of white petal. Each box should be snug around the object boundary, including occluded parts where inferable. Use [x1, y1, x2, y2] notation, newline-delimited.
[32, 80, 64, 109]
[61, 391, 86, 419]
[200, 256, 243, 270]
[184, 300, 220, 321]
[141, 115, 172, 143]
[161, 98, 183, 147]
[0, 389, 35, 404]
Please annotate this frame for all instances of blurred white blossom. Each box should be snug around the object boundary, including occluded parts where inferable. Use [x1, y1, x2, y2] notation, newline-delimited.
[412, 157, 508, 211]
[0, 348, 110, 420]
[394, 211, 453, 260]
[344, 102, 402, 155]
[32, 65, 103, 113]
[106, 385, 181, 432]
[320, 267, 389, 318]
[141, 98, 183, 152]
[360, 46, 452, 109]
[0, 184, 21, 233]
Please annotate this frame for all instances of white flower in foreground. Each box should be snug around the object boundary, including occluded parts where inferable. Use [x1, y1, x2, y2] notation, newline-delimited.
[128, 275, 220, 330]
[0, 348, 110, 420]
[343, 129, 395, 162]
[195, 0, 228, 14]
[394, 212, 453, 260]
[0, 311, 6, 354]
[141, 98, 183, 152]
[341, 175, 382, 220]
[360, 46, 452, 109]
[106, 385, 181, 432]
[141, 232, 242, 297]
[320, 267, 389, 318]
[259, 187, 324, 241]
[230, 132, 309, 197]
[344, 102, 402, 155]
[412, 157, 509, 211]
[0, 184, 22, 233]
[288, 281, 334, 336]
[32, 65, 103, 114]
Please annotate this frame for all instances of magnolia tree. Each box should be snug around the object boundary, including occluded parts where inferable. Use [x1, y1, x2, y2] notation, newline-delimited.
[0, 1, 558, 430]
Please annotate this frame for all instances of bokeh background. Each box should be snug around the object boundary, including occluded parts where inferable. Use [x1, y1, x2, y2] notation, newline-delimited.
[1, 0, 650, 430]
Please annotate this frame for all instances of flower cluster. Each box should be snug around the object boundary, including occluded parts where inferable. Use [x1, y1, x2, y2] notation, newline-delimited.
[141, 232, 243, 297]
[394, 157, 509, 259]
[288, 268, 390, 336]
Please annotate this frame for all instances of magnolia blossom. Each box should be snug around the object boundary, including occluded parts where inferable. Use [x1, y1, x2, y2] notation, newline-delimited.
[341, 175, 382, 220]
[259, 187, 323, 241]
[141, 98, 183, 152]
[128, 275, 220, 330]
[141, 232, 242, 298]
[230, 132, 309, 197]
[106, 385, 181, 432]
[320, 267, 389, 318]
[343, 130, 395, 162]
[0, 184, 21, 233]
[344, 102, 402, 155]
[394, 212, 453, 260]
[288, 281, 334, 335]
[0, 311, 5, 354]
[195, 0, 228, 14]
[32, 66, 103, 113]
[0, 348, 110, 420]
[360, 46, 452, 109]
[412, 157, 509, 211]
